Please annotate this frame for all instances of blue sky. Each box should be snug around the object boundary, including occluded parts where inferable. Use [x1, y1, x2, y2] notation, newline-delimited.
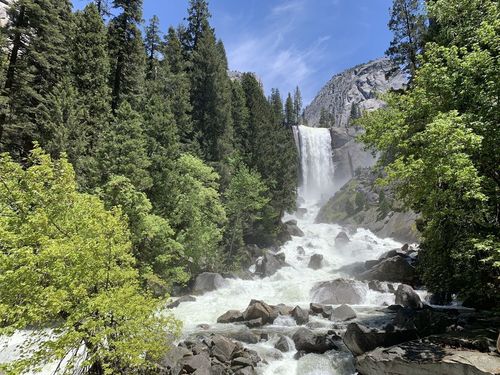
[72, 0, 393, 105]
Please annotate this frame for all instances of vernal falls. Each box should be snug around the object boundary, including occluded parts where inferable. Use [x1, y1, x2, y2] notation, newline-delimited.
[171, 125, 413, 374]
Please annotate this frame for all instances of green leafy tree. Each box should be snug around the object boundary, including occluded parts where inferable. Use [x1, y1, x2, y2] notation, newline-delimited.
[386, 0, 427, 76]
[99, 176, 189, 294]
[0, 0, 73, 157]
[0, 147, 180, 374]
[95, 102, 152, 191]
[360, 0, 499, 308]
[168, 154, 227, 274]
[224, 161, 269, 264]
[108, 0, 146, 112]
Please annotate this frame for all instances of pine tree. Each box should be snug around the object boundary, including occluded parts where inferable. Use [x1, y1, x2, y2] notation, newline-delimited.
[184, 0, 211, 52]
[0, 0, 73, 157]
[269, 88, 284, 126]
[293, 86, 303, 124]
[144, 15, 162, 80]
[285, 93, 295, 126]
[190, 26, 234, 171]
[72, 3, 112, 188]
[93, 0, 110, 17]
[96, 101, 152, 191]
[231, 80, 250, 156]
[386, 0, 427, 77]
[108, 0, 146, 112]
[164, 26, 195, 151]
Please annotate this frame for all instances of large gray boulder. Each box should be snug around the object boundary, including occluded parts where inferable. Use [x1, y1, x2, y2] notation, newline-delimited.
[359, 255, 417, 285]
[335, 231, 350, 247]
[254, 251, 288, 277]
[242, 300, 278, 325]
[284, 220, 305, 237]
[308, 254, 324, 270]
[330, 304, 357, 321]
[356, 341, 500, 375]
[343, 323, 418, 356]
[194, 273, 227, 294]
[292, 328, 339, 354]
[217, 309, 244, 324]
[291, 306, 310, 325]
[395, 284, 423, 309]
[311, 279, 365, 305]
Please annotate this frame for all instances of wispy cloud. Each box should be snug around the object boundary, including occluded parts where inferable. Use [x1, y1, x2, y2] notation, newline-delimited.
[271, 0, 305, 16]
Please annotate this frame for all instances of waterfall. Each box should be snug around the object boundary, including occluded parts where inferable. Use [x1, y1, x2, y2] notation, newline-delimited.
[295, 125, 336, 204]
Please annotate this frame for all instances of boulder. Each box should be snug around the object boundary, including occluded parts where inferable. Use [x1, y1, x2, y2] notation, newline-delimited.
[291, 306, 310, 325]
[182, 354, 211, 373]
[217, 310, 244, 324]
[395, 284, 424, 309]
[193, 273, 227, 294]
[167, 295, 196, 309]
[308, 254, 324, 270]
[275, 336, 293, 352]
[244, 318, 263, 328]
[309, 303, 333, 318]
[225, 329, 260, 344]
[359, 255, 417, 285]
[393, 308, 454, 336]
[274, 303, 293, 316]
[297, 246, 306, 255]
[368, 280, 392, 294]
[330, 304, 357, 321]
[158, 345, 191, 374]
[284, 220, 305, 237]
[356, 340, 500, 375]
[208, 335, 237, 363]
[335, 231, 350, 247]
[292, 328, 339, 354]
[254, 251, 288, 277]
[343, 323, 418, 356]
[243, 300, 278, 325]
[311, 279, 365, 305]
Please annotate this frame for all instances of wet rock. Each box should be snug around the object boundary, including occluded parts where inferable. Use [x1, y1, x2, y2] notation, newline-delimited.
[297, 246, 306, 255]
[393, 308, 454, 337]
[284, 220, 305, 237]
[182, 353, 211, 373]
[217, 310, 244, 324]
[308, 254, 324, 270]
[292, 328, 339, 354]
[343, 323, 418, 356]
[368, 280, 392, 294]
[197, 324, 210, 330]
[395, 284, 423, 309]
[330, 304, 357, 321]
[356, 339, 500, 375]
[426, 292, 453, 306]
[243, 300, 278, 325]
[296, 208, 308, 218]
[275, 336, 293, 352]
[359, 255, 417, 285]
[335, 231, 350, 247]
[208, 335, 237, 362]
[244, 318, 263, 328]
[157, 345, 191, 374]
[274, 303, 293, 316]
[193, 273, 227, 294]
[311, 278, 365, 305]
[291, 306, 310, 325]
[225, 329, 260, 344]
[167, 295, 196, 309]
[254, 251, 289, 277]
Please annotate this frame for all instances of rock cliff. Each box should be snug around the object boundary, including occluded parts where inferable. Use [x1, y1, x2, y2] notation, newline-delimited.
[304, 58, 406, 188]
[0, 0, 12, 27]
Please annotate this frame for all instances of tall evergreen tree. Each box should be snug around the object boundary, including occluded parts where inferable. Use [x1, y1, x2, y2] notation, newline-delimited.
[293, 86, 302, 125]
[269, 88, 284, 126]
[184, 0, 211, 52]
[0, 0, 73, 157]
[190, 26, 234, 173]
[386, 0, 427, 77]
[93, 0, 110, 17]
[231, 80, 250, 156]
[285, 93, 295, 126]
[71, 3, 112, 188]
[96, 101, 152, 191]
[144, 15, 162, 80]
[108, 0, 146, 112]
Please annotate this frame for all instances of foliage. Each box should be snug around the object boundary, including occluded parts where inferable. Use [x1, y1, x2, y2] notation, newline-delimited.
[360, 0, 499, 307]
[0, 148, 180, 373]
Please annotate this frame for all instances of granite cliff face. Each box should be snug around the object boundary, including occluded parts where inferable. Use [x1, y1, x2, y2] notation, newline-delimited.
[304, 58, 406, 188]
[0, 0, 12, 27]
[304, 58, 406, 128]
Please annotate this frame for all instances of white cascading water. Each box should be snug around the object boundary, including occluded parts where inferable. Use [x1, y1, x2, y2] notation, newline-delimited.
[0, 126, 418, 374]
[170, 126, 409, 375]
